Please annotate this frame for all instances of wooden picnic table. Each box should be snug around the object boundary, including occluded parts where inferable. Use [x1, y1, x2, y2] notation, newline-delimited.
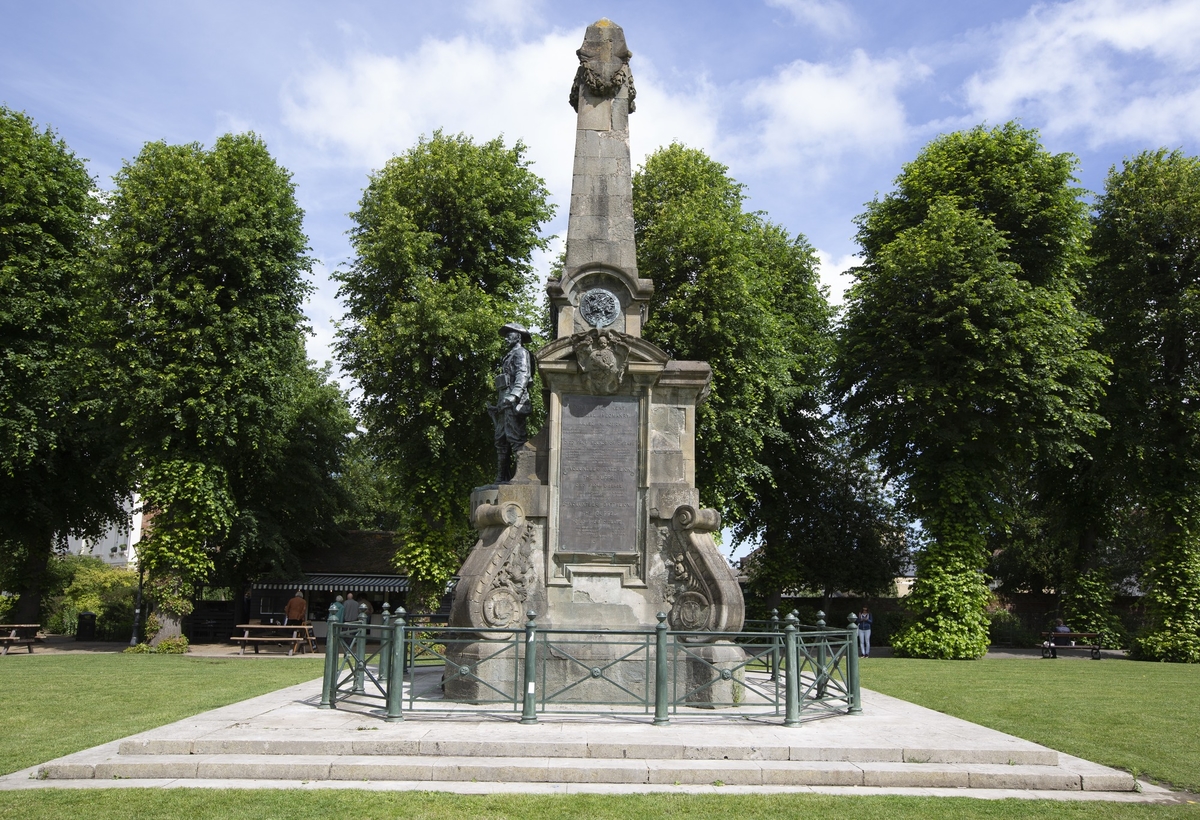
[0, 624, 40, 655]
[231, 623, 316, 656]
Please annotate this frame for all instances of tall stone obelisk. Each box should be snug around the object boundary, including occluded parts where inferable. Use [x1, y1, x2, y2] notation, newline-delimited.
[446, 20, 744, 702]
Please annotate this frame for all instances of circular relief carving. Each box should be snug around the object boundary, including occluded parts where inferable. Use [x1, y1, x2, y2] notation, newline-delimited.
[590, 667, 603, 678]
[481, 587, 522, 628]
[579, 288, 620, 328]
[673, 590, 713, 631]
[720, 669, 733, 681]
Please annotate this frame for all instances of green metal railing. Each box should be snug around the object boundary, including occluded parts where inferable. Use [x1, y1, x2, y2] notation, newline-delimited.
[319, 605, 861, 726]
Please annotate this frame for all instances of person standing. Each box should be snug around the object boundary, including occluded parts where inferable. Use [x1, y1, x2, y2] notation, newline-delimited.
[858, 606, 873, 658]
[343, 592, 359, 622]
[330, 595, 345, 623]
[283, 590, 307, 626]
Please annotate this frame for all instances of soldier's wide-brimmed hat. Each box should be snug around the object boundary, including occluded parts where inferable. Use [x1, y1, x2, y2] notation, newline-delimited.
[500, 322, 532, 343]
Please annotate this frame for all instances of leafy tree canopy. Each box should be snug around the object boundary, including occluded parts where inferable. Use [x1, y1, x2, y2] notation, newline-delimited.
[836, 123, 1107, 658]
[102, 133, 315, 589]
[634, 144, 833, 525]
[0, 107, 129, 622]
[744, 426, 910, 612]
[1089, 149, 1200, 662]
[335, 130, 554, 605]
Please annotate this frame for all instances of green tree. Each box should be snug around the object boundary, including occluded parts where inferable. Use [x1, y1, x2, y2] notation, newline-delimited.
[1089, 149, 1200, 662]
[335, 131, 554, 606]
[0, 108, 129, 623]
[836, 123, 1107, 658]
[101, 133, 314, 613]
[744, 426, 910, 613]
[221, 360, 357, 583]
[42, 554, 139, 636]
[633, 144, 832, 525]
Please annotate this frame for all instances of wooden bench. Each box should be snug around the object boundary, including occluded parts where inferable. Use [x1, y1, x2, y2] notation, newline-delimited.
[231, 624, 316, 656]
[0, 624, 40, 655]
[1041, 631, 1102, 660]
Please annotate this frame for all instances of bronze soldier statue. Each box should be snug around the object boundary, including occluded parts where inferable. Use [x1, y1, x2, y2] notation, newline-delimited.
[489, 322, 533, 482]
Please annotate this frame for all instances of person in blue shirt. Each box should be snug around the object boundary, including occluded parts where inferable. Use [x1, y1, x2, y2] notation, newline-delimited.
[1048, 618, 1071, 659]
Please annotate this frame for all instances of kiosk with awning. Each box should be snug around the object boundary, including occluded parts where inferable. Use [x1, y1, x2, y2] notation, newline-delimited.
[251, 574, 409, 639]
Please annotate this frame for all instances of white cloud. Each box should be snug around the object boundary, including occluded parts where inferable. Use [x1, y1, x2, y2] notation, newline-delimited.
[965, 0, 1200, 145]
[463, 0, 546, 35]
[738, 50, 928, 176]
[765, 0, 854, 37]
[281, 30, 716, 217]
[816, 249, 859, 306]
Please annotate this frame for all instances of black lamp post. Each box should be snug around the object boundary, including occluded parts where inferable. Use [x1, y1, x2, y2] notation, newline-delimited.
[130, 562, 145, 647]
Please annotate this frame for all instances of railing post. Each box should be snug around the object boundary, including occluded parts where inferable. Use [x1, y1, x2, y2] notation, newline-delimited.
[386, 608, 406, 722]
[379, 602, 391, 683]
[520, 610, 538, 724]
[847, 612, 862, 715]
[654, 612, 670, 726]
[784, 613, 800, 727]
[352, 602, 367, 694]
[769, 608, 780, 681]
[816, 610, 828, 699]
[319, 604, 340, 709]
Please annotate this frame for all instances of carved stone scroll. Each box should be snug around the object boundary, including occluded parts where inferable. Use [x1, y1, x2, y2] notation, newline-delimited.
[449, 502, 541, 636]
[663, 505, 745, 640]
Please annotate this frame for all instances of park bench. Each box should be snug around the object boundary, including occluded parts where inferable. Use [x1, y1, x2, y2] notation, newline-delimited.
[0, 624, 40, 655]
[231, 623, 316, 656]
[1041, 631, 1102, 660]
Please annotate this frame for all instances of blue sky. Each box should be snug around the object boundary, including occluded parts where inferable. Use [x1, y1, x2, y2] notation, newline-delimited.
[5, 0, 1199, 373]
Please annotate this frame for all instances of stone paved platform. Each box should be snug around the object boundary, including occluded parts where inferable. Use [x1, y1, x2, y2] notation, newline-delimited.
[0, 676, 1180, 802]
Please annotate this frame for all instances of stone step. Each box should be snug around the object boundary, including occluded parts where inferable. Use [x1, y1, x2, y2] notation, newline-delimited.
[115, 734, 1060, 766]
[39, 753, 1133, 790]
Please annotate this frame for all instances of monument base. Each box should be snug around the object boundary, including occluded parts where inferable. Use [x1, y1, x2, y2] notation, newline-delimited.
[442, 639, 745, 707]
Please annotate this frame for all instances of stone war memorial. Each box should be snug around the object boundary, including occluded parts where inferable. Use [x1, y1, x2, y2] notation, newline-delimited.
[446, 18, 745, 702]
[9, 19, 1152, 801]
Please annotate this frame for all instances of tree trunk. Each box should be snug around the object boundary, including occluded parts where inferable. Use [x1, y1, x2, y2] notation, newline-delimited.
[13, 533, 53, 625]
[150, 611, 184, 645]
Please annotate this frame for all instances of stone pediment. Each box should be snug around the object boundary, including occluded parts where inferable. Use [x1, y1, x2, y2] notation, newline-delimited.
[537, 331, 668, 368]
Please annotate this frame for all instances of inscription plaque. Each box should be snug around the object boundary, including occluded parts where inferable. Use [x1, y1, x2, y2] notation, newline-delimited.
[558, 395, 639, 553]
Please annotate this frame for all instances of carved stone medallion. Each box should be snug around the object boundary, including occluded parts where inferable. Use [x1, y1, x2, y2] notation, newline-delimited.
[481, 587, 521, 628]
[579, 288, 620, 328]
[673, 590, 712, 630]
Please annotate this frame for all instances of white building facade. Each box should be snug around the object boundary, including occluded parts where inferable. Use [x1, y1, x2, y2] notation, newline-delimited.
[66, 494, 143, 568]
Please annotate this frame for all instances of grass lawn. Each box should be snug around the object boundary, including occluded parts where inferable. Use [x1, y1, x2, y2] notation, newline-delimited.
[0, 790, 1197, 819]
[861, 657, 1200, 792]
[0, 653, 323, 776]
[0, 653, 1197, 818]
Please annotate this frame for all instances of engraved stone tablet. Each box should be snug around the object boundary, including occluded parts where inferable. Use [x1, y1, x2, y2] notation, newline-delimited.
[558, 395, 638, 553]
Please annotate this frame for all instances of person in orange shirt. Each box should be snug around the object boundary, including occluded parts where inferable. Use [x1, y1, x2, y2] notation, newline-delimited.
[283, 591, 307, 625]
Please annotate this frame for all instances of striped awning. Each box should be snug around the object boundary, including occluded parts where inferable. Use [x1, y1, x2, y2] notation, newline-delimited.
[254, 574, 409, 593]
